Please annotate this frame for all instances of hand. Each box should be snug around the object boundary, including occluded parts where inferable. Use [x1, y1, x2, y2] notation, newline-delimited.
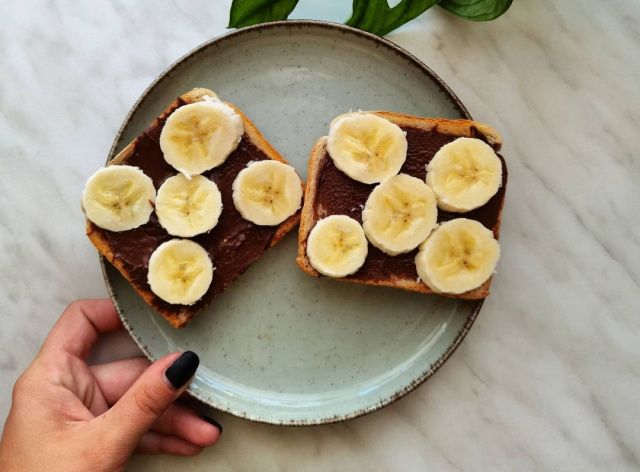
[0, 299, 221, 472]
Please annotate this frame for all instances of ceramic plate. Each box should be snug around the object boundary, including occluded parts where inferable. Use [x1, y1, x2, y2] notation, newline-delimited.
[103, 20, 482, 425]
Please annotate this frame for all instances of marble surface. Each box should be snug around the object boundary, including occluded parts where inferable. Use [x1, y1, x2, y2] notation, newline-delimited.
[1, 1, 639, 470]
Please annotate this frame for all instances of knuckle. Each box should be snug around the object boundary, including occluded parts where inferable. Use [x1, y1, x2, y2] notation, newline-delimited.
[133, 385, 167, 418]
[65, 300, 81, 313]
[11, 374, 29, 401]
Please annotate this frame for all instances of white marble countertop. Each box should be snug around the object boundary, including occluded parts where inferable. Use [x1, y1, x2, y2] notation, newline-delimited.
[1, 1, 639, 470]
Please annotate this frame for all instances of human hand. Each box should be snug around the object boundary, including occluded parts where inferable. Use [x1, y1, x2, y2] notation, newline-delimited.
[0, 299, 221, 472]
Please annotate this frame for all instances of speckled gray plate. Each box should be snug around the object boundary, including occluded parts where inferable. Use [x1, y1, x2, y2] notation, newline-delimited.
[103, 20, 482, 425]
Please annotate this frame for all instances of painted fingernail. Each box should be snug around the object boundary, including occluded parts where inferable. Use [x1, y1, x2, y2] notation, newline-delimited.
[165, 351, 199, 389]
[201, 415, 223, 434]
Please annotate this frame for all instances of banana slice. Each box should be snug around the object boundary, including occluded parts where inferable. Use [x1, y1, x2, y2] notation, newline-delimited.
[306, 215, 368, 278]
[159, 101, 244, 177]
[327, 112, 407, 184]
[362, 174, 438, 256]
[147, 239, 214, 305]
[232, 160, 302, 226]
[415, 218, 500, 294]
[155, 174, 222, 237]
[82, 165, 156, 232]
[426, 137, 502, 212]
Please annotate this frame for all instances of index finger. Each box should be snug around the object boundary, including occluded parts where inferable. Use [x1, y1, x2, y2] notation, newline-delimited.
[40, 299, 123, 358]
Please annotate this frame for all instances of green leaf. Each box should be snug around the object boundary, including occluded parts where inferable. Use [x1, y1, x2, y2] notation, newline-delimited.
[346, 0, 439, 36]
[438, 0, 513, 21]
[228, 0, 299, 28]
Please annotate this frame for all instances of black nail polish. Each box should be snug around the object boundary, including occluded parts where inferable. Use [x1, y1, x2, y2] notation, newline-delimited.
[165, 351, 199, 389]
[201, 415, 223, 434]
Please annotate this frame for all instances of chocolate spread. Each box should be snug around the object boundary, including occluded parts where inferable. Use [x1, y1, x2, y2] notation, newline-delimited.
[313, 125, 508, 283]
[94, 99, 279, 313]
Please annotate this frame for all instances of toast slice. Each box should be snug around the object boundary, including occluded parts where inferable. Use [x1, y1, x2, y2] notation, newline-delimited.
[87, 88, 300, 328]
[296, 112, 506, 299]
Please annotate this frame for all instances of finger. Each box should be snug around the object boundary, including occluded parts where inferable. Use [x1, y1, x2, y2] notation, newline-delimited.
[137, 431, 203, 456]
[91, 357, 150, 405]
[40, 299, 122, 359]
[91, 357, 192, 406]
[94, 358, 220, 446]
[99, 351, 199, 452]
[152, 403, 221, 447]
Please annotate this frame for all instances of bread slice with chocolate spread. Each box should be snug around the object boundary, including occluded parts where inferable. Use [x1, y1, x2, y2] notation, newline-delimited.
[87, 88, 300, 328]
[296, 112, 506, 300]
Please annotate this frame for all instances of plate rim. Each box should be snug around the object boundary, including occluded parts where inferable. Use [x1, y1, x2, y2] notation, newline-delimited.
[101, 19, 484, 426]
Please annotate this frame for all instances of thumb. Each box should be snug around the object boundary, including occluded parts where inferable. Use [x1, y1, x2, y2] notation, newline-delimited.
[99, 351, 199, 449]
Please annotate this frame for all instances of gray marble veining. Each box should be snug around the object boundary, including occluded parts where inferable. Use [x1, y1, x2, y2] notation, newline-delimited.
[1, 1, 639, 470]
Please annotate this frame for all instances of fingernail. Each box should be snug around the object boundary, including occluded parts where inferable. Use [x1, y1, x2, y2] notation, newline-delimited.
[165, 351, 199, 389]
[201, 415, 223, 434]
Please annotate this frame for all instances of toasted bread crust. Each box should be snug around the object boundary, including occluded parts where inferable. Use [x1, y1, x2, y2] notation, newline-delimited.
[87, 88, 300, 328]
[371, 112, 502, 150]
[296, 113, 505, 300]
